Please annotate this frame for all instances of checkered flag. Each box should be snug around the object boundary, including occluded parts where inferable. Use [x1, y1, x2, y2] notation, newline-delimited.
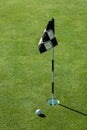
[38, 18, 58, 53]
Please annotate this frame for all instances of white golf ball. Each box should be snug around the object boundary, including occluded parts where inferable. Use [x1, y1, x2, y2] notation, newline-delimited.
[35, 109, 42, 115]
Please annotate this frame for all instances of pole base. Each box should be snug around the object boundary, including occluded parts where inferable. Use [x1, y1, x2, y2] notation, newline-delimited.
[47, 98, 60, 106]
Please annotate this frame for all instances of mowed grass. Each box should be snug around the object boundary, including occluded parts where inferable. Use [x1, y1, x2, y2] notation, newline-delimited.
[0, 0, 87, 130]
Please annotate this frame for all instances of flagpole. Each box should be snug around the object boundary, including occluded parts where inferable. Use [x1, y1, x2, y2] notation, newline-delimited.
[47, 47, 60, 106]
[52, 47, 54, 106]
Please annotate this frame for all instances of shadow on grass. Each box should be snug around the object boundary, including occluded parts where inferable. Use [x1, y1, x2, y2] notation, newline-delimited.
[39, 113, 46, 118]
[59, 104, 87, 117]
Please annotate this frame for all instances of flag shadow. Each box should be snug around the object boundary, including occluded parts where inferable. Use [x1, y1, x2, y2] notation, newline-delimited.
[59, 104, 87, 117]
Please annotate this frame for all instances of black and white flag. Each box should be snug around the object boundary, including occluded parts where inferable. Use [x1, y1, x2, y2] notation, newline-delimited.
[38, 18, 58, 53]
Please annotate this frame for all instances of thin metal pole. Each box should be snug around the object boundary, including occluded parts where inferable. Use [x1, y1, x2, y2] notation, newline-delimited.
[52, 47, 54, 105]
[47, 47, 60, 106]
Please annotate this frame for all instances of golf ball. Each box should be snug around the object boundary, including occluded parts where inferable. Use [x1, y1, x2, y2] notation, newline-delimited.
[35, 109, 42, 115]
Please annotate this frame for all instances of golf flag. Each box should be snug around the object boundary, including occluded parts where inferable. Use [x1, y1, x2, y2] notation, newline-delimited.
[38, 18, 58, 53]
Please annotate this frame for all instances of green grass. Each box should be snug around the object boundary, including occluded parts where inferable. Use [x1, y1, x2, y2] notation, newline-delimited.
[0, 0, 87, 130]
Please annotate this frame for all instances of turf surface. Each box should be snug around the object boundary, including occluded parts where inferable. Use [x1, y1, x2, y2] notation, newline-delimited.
[0, 0, 87, 130]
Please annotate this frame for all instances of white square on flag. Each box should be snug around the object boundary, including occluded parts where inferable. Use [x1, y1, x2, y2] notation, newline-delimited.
[47, 29, 55, 40]
[44, 41, 53, 50]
